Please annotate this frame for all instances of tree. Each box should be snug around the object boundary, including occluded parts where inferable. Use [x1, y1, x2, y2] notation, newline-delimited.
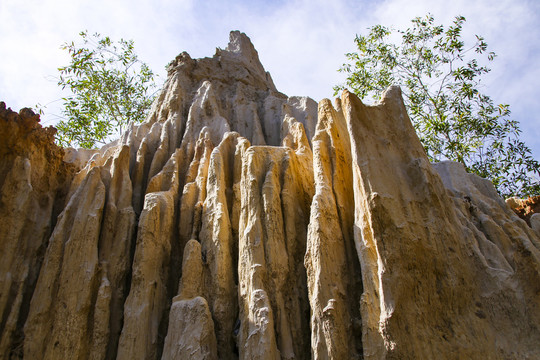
[56, 31, 157, 148]
[335, 14, 540, 198]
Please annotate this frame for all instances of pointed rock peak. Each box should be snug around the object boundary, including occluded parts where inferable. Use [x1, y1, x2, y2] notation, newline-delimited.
[166, 51, 195, 75]
[225, 31, 258, 58]
[380, 85, 404, 106]
[218, 31, 274, 89]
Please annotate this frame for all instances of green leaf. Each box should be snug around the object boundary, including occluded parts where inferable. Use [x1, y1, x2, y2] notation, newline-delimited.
[56, 31, 158, 149]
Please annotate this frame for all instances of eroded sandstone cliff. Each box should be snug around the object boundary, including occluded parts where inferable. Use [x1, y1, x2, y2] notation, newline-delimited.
[0, 103, 75, 358]
[1, 31, 539, 360]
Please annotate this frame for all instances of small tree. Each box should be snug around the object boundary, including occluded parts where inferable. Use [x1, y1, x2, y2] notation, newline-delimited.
[335, 14, 540, 197]
[56, 31, 157, 148]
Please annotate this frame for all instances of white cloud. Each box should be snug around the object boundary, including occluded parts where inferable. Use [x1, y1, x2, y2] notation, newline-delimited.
[0, 0, 539, 159]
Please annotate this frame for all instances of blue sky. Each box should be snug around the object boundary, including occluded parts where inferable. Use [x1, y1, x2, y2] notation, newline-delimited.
[1, 0, 539, 162]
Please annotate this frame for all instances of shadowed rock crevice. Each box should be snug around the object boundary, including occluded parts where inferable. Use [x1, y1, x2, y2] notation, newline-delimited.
[1, 32, 540, 360]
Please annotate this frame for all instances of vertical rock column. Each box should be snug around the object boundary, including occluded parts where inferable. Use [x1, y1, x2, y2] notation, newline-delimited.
[237, 144, 312, 360]
[237, 148, 285, 360]
[23, 167, 106, 360]
[198, 133, 246, 359]
[117, 149, 182, 360]
[161, 239, 218, 360]
[304, 99, 362, 359]
[342, 87, 536, 359]
[96, 146, 136, 359]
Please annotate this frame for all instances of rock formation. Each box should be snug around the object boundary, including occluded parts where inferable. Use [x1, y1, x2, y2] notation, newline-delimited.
[0, 103, 75, 358]
[1, 31, 539, 359]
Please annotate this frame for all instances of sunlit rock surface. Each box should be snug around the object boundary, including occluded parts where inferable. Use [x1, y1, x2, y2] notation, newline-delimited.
[1, 31, 539, 360]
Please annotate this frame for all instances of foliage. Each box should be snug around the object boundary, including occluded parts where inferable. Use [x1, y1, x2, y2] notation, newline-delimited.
[56, 31, 157, 148]
[335, 14, 540, 197]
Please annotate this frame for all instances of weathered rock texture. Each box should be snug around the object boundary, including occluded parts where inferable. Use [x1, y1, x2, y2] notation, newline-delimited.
[0, 103, 75, 359]
[1, 31, 539, 360]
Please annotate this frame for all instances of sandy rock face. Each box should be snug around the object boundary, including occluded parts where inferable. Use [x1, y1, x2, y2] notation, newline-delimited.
[344, 87, 540, 359]
[305, 98, 362, 359]
[1, 32, 540, 360]
[0, 103, 74, 359]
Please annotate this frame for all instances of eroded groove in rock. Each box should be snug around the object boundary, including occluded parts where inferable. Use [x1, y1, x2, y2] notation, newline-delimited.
[178, 129, 214, 254]
[130, 122, 164, 215]
[305, 98, 362, 359]
[237, 145, 312, 360]
[116, 149, 182, 360]
[278, 118, 314, 360]
[23, 167, 105, 360]
[197, 133, 243, 359]
[97, 146, 137, 359]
